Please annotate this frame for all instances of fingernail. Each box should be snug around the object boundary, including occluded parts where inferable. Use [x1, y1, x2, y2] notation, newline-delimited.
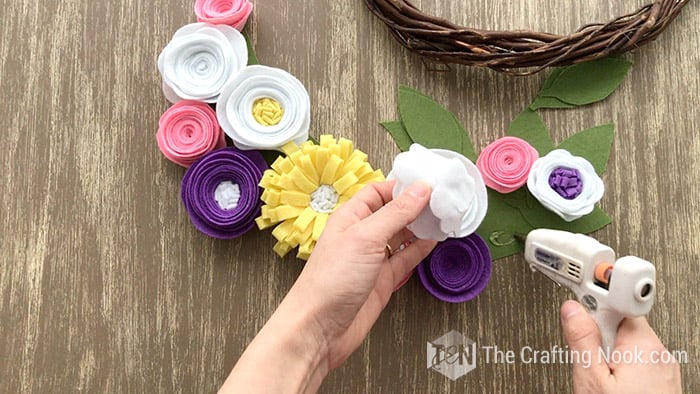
[562, 300, 582, 320]
[407, 182, 431, 198]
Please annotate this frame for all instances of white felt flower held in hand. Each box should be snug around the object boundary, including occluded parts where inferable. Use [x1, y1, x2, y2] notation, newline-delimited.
[158, 23, 248, 103]
[387, 144, 488, 241]
[527, 149, 604, 222]
[217, 65, 310, 151]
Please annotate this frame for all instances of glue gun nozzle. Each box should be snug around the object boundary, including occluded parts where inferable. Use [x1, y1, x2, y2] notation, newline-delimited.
[514, 233, 528, 243]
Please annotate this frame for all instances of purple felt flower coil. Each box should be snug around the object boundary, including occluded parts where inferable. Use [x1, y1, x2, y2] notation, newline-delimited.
[417, 233, 492, 303]
[181, 147, 267, 239]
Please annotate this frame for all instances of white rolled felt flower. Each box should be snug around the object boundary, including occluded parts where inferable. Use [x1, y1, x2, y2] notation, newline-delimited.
[527, 149, 605, 222]
[158, 23, 248, 103]
[217, 65, 310, 151]
[387, 144, 488, 241]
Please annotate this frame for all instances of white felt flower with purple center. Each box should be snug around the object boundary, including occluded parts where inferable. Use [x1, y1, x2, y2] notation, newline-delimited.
[387, 144, 488, 241]
[158, 23, 248, 103]
[527, 149, 604, 222]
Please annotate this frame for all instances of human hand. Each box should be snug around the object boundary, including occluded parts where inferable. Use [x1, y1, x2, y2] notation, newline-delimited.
[561, 300, 682, 393]
[221, 180, 436, 393]
[292, 180, 437, 369]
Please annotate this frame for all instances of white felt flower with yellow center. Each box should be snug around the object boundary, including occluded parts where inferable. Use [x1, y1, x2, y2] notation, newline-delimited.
[256, 136, 385, 260]
[527, 149, 604, 222]
[387, 144, 488, 241]
[217, 65, 310, 151]
[158, 23, 248, 103]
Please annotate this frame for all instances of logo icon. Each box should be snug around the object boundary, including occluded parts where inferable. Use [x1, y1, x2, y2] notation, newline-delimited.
[426, 330, 477, 380]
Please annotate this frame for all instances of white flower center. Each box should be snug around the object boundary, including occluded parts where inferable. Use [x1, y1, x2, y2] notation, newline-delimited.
[214, 181, 241, 210]
[310, 185, 339, 213]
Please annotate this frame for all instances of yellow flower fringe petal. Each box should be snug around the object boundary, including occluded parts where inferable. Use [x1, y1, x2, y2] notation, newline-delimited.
[257, 135, 385, 260]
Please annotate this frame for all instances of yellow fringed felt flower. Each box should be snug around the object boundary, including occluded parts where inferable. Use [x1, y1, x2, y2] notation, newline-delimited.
[256, 135, 385, 260]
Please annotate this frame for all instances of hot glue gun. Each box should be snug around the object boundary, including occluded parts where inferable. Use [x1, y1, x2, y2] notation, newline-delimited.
[521, 229, 656, 351]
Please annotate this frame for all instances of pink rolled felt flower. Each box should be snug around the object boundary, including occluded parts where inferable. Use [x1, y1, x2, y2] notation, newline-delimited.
[476, 136, 539, 193]
[157, 101, 227, 167]
[195, 0, 253, 31]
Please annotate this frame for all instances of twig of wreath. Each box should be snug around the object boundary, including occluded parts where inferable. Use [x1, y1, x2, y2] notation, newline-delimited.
[365, 0, 688, 75]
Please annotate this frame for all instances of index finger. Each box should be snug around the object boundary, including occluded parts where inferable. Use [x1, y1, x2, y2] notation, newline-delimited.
[615, 317, 659, 348]
[328, 181, 395, 229]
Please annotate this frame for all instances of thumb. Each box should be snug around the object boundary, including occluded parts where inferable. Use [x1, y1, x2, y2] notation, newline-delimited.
[561, 300, 611, 385]
[360, 181, 431, 242]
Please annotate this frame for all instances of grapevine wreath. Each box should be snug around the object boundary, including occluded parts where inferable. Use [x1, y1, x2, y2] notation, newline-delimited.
[365, 0, 688, 74]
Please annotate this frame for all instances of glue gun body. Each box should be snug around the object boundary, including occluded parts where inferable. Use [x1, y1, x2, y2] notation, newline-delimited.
[523, 229, 656, 351]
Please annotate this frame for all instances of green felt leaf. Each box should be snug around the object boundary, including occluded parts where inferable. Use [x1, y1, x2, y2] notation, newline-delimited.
[456, 114, 477, 162]
[518, 192, 612, 234]
[398, 85, 477, 161]
[381, 121, 413, 151]
[477, 190, 534, 260]
[537, 57, 632, 106]
[557, 124, 615, 175]
[506, 109, 555, 156]
[308, 135, 320, 145]
[530, 68, 576, 110]
[482, 187, 612, 259]
[542, 67, 567, 91]
[530, 96, 577, 111]
[388, 85, 616, 261]
[497, 187, 530, 210]
[243, 32, 259, 65]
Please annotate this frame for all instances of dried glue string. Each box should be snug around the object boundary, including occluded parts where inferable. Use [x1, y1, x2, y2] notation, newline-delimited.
[488, 231, 516, 247]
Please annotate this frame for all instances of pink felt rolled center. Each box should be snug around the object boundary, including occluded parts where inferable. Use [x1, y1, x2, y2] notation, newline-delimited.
[157, 101, 227, 168]
[194, 0, 253, 31]
[476, 136, 539, 194]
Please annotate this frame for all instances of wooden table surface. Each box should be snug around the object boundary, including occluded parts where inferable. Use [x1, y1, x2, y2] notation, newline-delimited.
[1, 0, 698, 392]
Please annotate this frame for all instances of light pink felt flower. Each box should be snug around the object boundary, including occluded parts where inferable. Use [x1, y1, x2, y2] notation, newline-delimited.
[157, 101, 226, 167]
[195, 0, 253, 31]
[476, 136, 539, 194]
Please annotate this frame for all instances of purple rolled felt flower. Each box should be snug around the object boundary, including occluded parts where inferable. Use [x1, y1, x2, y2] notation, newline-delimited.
[181, 147, 267, 239]
[417, 233, 492, 303]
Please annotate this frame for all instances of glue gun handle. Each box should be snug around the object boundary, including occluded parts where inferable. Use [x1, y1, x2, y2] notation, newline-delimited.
[592, 308, 624, 354]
